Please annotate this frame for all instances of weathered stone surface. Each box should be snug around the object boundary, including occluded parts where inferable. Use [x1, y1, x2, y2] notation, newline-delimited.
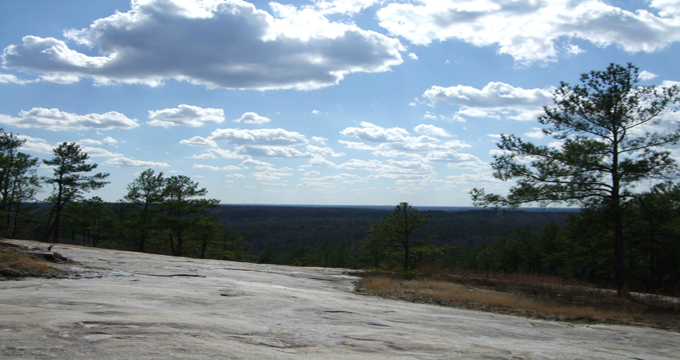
[1, 240, 678, 359]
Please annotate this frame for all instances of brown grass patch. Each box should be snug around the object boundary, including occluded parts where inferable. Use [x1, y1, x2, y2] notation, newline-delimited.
[0, 242, 70, 279]
[356, 274, 680, 332]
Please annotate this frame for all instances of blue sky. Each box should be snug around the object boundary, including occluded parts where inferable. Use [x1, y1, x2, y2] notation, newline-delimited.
[1, 0, 679, 206]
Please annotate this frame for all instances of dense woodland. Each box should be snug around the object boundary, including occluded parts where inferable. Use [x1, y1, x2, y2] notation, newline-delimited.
[2, 63, 680, 296]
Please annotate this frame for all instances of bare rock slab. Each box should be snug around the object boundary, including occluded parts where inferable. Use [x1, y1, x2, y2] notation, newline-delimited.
[1, 240, 678, 359]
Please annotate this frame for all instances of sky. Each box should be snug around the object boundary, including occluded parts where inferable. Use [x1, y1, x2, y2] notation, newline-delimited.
[1, 0, 680, 207]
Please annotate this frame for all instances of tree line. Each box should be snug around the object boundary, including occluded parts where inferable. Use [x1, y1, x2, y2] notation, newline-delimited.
[0, 136, 246, 260]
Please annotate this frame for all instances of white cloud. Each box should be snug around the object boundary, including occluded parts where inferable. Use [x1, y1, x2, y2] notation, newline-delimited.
[0, 73, 33, 84]
[0, 108, 139, 131]
[377, 0, 680, 63]
[193, 164, 241, 171]
[424, 82, 553, 109]
[338, 158, 435, 179]
[408, 52, 418, 60]
[209, 128, 307, 146]
[639, 70, 658, 81]
[524, 127, 546, 139]
[3, 0, 403, 90]
[192, 127, 313, 158]
[651, 0, 680, 17]
[81, 146, 123, 158]
[446, 172, 498, 185]
[426, 150, 481, 164]
[341, 121, 410, 142]
[148, 105, 224, 128]
[190, 148, 243, 159]
[458, 107, 495, 118]
[103, 157, 170, 167]
[102, 137, 118, 145]
[301, 154, 338, 168]
[251, 170, 294, 181]
[340, 122, 471, 160]
[180, 136, 218, 147]
[77, 139, 103, 146]
[235, 145, 312, 158]
[311, 136, 328, 144]
[423, 82, 553, 121]
[225, 173, 246, 178]
[414, 124, 451, 137]
[311, 0, 380, 15]
[301, 173, 364, 183]
[241, 159, 274, 168]
[296, 181, 334, 188]
[338, 140, 375, 151]
[235, 112, 270, 124]
[307, 145, 344, 157]
[15, 135, 54, 153]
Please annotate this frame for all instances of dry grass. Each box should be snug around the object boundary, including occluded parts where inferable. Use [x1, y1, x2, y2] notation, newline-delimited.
[0, 243, 69, 279]
[356, 274, 680, 331]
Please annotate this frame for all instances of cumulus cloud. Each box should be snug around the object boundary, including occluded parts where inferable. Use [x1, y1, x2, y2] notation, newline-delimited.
[241, 159, 274, 168]
[235, 145, 312, 158]
[15, 135, 54, 153]
[190, 148, 243, 159]
[3, 0, 403, 90]
[340, 122, 471, 160]
[251, 170, 294, 181]
[311, 0, 380, 15]
[148, 105, 224, 128]
[81, 146, 123, 157]
[377, 0, 680, 63]
[235, 112, 270, 125]
[0, 73, 33, 84]
[341, 122, 410, 143]
[301, 154, 338, 168]
[426, 150, 480, 164]
[301, 173, 365, 183]
[524, 127, 546, 139]
[193, 164, 241, 171]
[446, 172, 498, 185]
[414, 124, 451, 137]
[209, 128, 307, 146]
[424, 82, 553, 108]
[102, 136, 118, 145]
[423, 82, 553, 121]
[77, 139, 104, 146]
[651, 0, 680, 17]
[311, 136, 328, 144]
[180, 136, 218, 147]
[78, 136, 117, 147]
[307, 145, 344, 157]
[0, 108, 139, 131]
[639, 71, 658, 81]
[338, 158, 435, 179]
[103, 157, 170, 167]
[193, 127, 317, 158]
[338, 140, 375, 151]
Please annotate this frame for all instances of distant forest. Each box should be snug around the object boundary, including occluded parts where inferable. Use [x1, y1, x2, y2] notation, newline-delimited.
[215, 205, 572, 255]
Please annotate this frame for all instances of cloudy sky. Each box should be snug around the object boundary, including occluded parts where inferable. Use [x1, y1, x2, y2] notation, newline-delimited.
[1, 0, 679, 206]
